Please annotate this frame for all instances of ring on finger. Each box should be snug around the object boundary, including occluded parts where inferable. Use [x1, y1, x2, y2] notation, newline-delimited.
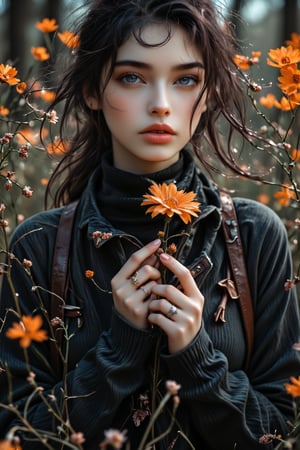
[140, 285, 148, 295]
[167, 304, 178, 319]
[130, 271, 139, 286]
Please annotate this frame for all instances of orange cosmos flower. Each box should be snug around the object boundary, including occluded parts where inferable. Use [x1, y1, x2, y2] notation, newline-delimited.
[259, 93, 278, 109]
[278, 65, 300, 95]
[46, 137, 69, 155]
[234, 51, 261, 70]
[0, 440, 22, 450]
[262, 93, 300, 111]
[286, 32, 300, 49]
[57, 31, 80, 49]
[31, 46, 50, 61]
[291, 148, 300, 162]
[0, 105, 9, 116]
[6, 315, 48, 348]
[274, 184, 297, 207]
[35, 18, 58, 33]
[16, 127, 48, 146]
[16, 81, 26, 94]
[0, 64, 20, 85]
[267, 46, 300, 68]
[285, 375, 300, 397]
[40, 89, 56, 102]
[141, 182, 201, 224]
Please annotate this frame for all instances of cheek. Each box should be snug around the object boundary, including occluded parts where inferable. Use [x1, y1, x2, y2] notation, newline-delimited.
[103, 88, 139, 115]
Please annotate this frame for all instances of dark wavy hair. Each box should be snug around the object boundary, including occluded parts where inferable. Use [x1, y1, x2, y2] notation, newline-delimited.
[45, 0, 253, 207]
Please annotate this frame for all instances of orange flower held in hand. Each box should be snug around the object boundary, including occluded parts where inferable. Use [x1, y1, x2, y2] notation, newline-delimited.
[6, 315, 48, 348]
[141, 181, 201, 224]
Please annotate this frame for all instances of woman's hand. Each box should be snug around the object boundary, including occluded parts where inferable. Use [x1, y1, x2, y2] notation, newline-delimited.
[148, 252, 204, 353]
[111, 239, 162, 329]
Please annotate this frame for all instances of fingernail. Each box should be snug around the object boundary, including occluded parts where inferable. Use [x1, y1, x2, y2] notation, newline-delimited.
[160, 253, 170, 261]
[151, 239, 161, 246]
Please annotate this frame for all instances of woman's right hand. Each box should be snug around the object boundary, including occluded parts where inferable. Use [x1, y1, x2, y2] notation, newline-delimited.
[111, 239, 162, 329]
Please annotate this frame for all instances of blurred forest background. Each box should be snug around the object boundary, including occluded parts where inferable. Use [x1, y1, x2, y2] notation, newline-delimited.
[0, 0, 299, 278]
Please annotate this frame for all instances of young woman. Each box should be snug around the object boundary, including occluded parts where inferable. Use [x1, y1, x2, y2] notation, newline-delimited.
[0, 1, 299, 449]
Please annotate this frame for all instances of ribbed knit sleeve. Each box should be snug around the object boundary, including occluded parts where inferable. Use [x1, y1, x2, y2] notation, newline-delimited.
[160, 199, 300, 450]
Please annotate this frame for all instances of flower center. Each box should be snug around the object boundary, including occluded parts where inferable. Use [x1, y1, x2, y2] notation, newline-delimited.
[293, 74, 300, 83]
[281, 57, 291, 64]
[165, 197, 179, 209]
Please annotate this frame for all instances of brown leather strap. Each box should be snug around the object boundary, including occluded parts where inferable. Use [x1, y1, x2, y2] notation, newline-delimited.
[220, 192, 254, 370]
[50, 201, 79, 374]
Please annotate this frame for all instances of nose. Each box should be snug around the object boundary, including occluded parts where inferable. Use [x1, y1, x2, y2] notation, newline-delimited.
[148, 82, 171, 117]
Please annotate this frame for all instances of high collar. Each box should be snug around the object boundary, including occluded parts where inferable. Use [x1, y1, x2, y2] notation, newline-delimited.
[78, 148, 222, 256]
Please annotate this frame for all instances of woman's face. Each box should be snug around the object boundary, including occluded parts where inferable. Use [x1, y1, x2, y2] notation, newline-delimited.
[96, 23, 207, 174]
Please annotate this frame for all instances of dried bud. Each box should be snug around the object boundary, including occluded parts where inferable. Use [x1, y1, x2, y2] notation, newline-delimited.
[168, 243, 177, 254]
[51, 317, 63, 327]
[0, 219, 9, 228]
[23, 259, 32, 268]
[18, 144, 30, 159]
[70, 433, 86, 445]
[166, 380, 181, 396]
[85, 270, 94, 279]
[22, 186, 33, 198]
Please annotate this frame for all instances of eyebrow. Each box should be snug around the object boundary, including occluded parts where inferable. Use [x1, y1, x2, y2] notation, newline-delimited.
[114, 60, 204, 70]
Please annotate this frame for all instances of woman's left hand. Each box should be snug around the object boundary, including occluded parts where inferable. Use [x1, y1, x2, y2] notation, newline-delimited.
[148, 252, 204, 353]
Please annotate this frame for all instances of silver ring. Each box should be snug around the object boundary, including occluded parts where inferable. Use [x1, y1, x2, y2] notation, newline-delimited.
[130, 271, 139, 286]
[167, 304, 178, 318]
[140, 286, 147, 295]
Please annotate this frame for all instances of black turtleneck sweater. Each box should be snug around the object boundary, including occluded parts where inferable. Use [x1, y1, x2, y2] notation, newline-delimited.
[97, 150, 202, 245]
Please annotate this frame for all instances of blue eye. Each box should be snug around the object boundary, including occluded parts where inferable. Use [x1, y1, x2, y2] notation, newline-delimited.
[176, 76, 198, 86]
[120, 73, 142, 84]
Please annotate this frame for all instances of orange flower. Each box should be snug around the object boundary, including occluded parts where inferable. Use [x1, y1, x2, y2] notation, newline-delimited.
[274, 184, 297, 207]
[141, 182, 201, 224]
[278, 65, 300, 96]
[0, 105, 9, 116]
[40, 89, 56, 102]
[285, 375, 300, 397]
[6, 315, 48, 348]
[286, 32, 300, 50]
[267, 46, 300, 68]
[85, 270, 94, 279]
[16, 127, 48, 146]
[233, 51, 260, 70]
[234, 54, 251, 70]
[291, 148, 300, 162]
[0, 64, 20, 85]
[31, 46, 50, 61]
[57, 31, 80, 49]
[16, 81, 26, 94]
[46, 137, 69, 155]
[262, 93, 300, 111]
[35, 18, 58, 33]
[259, 93, 278, 109]
[256, 193, 270, 205]
[0, 440, 22, 450]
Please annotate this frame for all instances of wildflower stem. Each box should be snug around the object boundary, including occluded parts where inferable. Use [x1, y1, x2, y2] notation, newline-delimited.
[137, 391, 172, 450]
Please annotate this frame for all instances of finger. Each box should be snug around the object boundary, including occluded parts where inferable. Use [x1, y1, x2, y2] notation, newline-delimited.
[129, 264, 161, 289]
[113, 239, 161, 283]
[149, 299, 179, 320]
[159, 253, 199, 296]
